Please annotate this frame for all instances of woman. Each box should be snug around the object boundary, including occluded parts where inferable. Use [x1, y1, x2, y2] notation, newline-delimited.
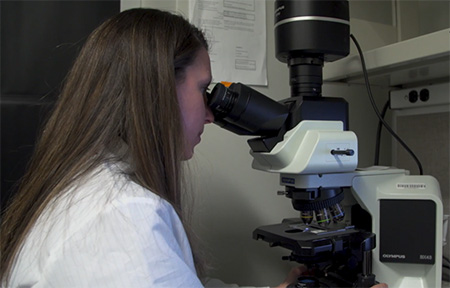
[0, 7, 212, 287]
[0, 8, 387, 288]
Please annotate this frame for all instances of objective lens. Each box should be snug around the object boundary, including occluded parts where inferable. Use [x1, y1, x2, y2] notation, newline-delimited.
[315, 208, 331, 227]
[329, 203, 345, 223]
[300, 210, 313, 225]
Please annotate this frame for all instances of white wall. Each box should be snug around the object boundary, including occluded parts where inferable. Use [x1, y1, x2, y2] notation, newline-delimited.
[397, 0, 450, 41]
[120, 0, 395, 286]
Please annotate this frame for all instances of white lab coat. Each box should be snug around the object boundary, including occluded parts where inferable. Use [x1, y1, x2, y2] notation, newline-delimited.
[8, 161, 204, 287]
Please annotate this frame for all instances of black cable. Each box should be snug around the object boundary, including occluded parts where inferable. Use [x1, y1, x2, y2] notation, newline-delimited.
[374, 99, 390, 165]
[444, 255, 450, 265]
[350, 34, 424, 175]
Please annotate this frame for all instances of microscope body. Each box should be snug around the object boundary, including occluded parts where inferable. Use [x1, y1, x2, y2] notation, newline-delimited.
[250, 120, 444, 288]
[207, 0, 444, 286]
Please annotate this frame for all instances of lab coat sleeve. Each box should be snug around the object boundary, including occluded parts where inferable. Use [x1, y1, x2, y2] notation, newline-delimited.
[40, 196, 204, 288]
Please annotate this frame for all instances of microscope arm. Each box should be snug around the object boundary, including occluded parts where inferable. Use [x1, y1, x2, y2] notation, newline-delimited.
[250, 120, 358, 175]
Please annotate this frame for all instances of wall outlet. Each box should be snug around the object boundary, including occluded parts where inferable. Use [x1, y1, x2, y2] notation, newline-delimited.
[390, 82, 449, 110]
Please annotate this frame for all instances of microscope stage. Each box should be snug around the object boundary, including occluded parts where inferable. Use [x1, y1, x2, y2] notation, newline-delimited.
[253, 218, 362, 258]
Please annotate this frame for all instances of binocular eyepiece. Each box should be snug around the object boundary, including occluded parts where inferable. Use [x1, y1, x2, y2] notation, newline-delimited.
[207, 82, 289, 137]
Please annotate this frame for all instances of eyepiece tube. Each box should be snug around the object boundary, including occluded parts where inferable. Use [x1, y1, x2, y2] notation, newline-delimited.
[207, 82, 289, 136]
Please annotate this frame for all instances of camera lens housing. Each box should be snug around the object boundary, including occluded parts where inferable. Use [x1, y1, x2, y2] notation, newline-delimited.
[274, 0, 350, 97]
[274, 0, 350, 63]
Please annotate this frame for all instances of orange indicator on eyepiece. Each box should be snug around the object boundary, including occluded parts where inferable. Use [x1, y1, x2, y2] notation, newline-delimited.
[220, 81, 233, 87]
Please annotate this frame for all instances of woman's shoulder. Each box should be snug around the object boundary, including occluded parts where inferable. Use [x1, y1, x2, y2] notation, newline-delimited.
[20, 160, 181, 263]
[31, 161, 175, 245]
[65, 161, 158, 202]
[63, 160, 174, 220]
[10, 161, 196, 287]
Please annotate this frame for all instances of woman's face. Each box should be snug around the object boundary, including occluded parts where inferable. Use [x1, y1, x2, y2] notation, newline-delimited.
[177, 48, 214, 159]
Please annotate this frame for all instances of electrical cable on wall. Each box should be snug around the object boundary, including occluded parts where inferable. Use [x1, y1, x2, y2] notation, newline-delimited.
[374, 99, 390, 166]
[350, 34, 424, 175]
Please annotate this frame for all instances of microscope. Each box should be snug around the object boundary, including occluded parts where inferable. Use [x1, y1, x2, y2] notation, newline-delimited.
[207, 0, 444, 287]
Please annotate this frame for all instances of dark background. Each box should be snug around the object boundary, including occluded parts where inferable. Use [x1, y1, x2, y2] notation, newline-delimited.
[1, 0, 120, 214]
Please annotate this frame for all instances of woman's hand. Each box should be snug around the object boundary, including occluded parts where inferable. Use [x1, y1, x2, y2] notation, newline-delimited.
[275, 266, 307, 288]
[371, 284, 388, 288]
[274, 266, 388, 288]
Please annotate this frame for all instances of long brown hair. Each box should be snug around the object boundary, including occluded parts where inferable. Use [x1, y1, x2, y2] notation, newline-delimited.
[1, 8, 208, 283]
